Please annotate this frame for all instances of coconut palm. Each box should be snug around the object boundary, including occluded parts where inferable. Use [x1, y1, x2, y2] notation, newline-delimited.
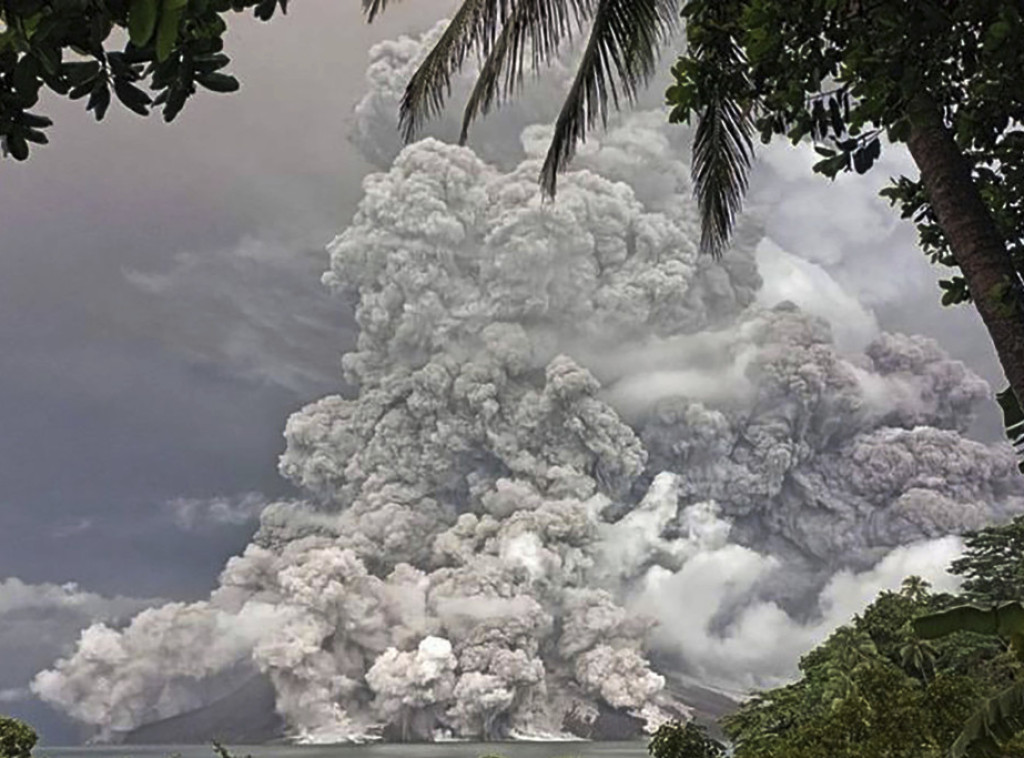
[900, 576, 932, 604]
[898, 634, 937, 684]
[361, 0, 679, 196]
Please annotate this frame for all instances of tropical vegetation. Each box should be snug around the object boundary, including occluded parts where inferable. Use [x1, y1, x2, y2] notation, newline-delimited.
[717, 515, 1024, 758]
[649, 720, 725, 758]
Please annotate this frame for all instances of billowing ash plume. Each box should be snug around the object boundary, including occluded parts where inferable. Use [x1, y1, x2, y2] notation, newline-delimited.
[33, 23, 1024, 744]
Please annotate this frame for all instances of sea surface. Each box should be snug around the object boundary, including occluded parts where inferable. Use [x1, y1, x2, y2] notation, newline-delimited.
[42, 743, 648, 758]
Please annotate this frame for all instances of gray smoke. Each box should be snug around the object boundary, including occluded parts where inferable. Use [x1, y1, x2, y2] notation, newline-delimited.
[33, 23, 1024, 744]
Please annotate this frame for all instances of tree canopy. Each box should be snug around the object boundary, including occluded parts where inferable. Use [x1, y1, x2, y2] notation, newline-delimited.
[951, 515, 1024, 605]
[649, 720, 726, 758]
[718, 523, 1024, 758]
[0, 0, 287, 159]
[0, 716, 36, 758]
[723, 582, 1021, 758]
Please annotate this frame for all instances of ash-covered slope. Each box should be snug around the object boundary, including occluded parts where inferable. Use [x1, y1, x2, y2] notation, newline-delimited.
[123, 675, 283, 745]
[33, 23, 1024, 746]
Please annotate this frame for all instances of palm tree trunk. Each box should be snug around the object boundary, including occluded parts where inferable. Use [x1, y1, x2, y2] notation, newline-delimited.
[905, 93, 1024, 407]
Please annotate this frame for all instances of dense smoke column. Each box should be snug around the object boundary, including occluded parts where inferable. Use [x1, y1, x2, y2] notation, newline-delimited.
[31, 23, 1024, 744]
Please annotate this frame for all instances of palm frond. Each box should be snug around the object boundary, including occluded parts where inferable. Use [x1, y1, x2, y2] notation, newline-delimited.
[692, 92, 754, 258]
[362, 0, 397, 23]
[398, 0, 506, 143]
[686, 23, 755, 259]
[459, 0, 588, 145]
[951, 680, 1024, 758]
[539, 0, 678, 196]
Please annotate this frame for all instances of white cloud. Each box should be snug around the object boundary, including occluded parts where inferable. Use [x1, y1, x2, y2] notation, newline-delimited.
[637, 536, 964, 694]
[0, 688, 29, 703]
[166, 493, 270, 531]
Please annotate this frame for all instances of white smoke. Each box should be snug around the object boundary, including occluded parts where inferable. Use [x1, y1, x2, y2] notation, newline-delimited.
[0, 578, 159, 721]
[33, 22, 1024, 744]
[166, 492, 270, 531]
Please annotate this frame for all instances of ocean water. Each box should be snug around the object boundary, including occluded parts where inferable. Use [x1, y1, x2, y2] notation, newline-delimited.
[41, 743, 648, 758]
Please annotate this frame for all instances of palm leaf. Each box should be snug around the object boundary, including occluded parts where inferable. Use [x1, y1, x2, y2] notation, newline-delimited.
[677, 2, 755, 258]
[914, 602, 1024, 641]
[397, 0, 506, 143]
[692, 92, 754, 258]
[370, 0, 677, 196]
[539, 0, 677, 196]
[362, 0, 397, 23]
[950, 680, 1024, 758]
[459, 0, 587, 145]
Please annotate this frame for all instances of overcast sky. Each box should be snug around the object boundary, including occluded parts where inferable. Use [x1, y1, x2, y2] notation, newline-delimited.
[0, 0, 1006, 743]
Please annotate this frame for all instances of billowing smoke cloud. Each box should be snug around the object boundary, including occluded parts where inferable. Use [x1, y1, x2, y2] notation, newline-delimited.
[33, 23, 1024, 745]
[0, 578, 157, 715]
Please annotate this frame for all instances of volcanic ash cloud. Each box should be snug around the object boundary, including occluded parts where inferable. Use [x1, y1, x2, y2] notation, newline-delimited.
[33, 26, 1024, 745]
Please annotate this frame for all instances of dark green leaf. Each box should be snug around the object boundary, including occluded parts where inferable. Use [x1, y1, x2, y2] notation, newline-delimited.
[155, 0, 187, 62]
[113, 78, 152, 115]
[19, 112, 52, 128]
[828, 96, 844, 136]
[86, 82, 111, 120]
[195, 72, 239, 92]
[62, 60, 101, 86]
[4, 133, 30, 160]
[162, 85, 188, 121]
[128, 0, 159, 46]
[22, 127, 48, 144]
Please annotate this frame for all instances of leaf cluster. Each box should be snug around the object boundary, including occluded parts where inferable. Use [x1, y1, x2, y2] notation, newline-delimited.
[667, 0, 1024, 287]
[363, 0, 678, 199]
[721, 582, 1013, 758]
[0, 0, 283, 160]
[951, 516, 1024, 606]
[648, 720, 725, 758]
[0, 716, 36, 758]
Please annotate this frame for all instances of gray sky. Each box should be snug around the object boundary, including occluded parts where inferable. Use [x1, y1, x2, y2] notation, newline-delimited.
[0, 0, 1006, 743]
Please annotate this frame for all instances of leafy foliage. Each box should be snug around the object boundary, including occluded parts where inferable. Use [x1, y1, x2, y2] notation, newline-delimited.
[0, 716, 36, 758]
[951, 516, 1024, 605]
[0, 0, 288, 160]
[665, 1, 753, 257]
[949, 682, 1024, 758]
[722, 582, 1011, 758]
[668, 0, 1024, 271]
[365, 0, 678, 197]
[914, 602, 1024, 757]
[648, 720, 726, 758]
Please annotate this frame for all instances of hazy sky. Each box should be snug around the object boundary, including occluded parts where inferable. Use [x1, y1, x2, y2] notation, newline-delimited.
[0, 0, 1006, 742]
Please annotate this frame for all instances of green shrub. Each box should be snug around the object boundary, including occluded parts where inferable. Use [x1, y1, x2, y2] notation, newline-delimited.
[0, 716, 37, 758]
[648, 721, 725, 758]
